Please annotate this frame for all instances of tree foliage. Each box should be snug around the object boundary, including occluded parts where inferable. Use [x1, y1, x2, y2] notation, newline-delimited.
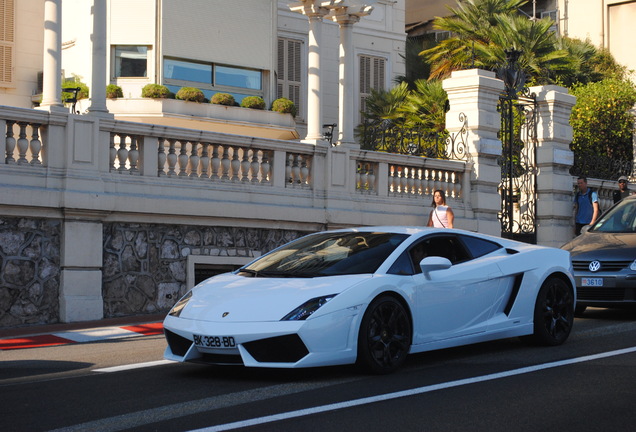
[570, 78, 636, 161]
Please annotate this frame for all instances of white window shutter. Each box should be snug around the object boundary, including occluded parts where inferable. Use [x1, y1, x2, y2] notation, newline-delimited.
[0, 0, 15, 87]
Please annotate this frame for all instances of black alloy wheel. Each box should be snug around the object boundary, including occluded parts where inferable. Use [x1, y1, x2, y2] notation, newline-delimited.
[530, 276, 574, 346]
[357, 296, 412, 374]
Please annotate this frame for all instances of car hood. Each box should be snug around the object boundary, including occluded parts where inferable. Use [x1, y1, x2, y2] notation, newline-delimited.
[562, 232, 636, 259]
[179, 273, 371, 323]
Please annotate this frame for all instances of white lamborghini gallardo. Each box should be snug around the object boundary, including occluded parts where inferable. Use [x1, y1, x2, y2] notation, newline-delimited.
[164, 227, 575, 373]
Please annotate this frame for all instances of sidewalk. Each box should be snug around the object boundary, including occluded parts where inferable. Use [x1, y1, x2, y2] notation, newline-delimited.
[0, 313, 165, 350]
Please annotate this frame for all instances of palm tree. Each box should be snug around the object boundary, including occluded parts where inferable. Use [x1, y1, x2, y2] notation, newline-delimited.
[399, 80, 448, 133]
[421, 0, 570, 84]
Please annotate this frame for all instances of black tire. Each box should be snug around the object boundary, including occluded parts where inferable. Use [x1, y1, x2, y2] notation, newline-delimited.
[357, 296, 412, 374]
[529, 277, 574, 346]
[574, 304, 587, 317]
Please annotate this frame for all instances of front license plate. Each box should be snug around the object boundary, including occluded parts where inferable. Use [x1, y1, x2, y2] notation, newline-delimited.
[582, 278, 603, 287]
[193, 334, 236, 348]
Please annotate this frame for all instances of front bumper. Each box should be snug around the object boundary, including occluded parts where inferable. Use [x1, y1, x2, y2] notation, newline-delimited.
[574, 273, 636, 308]
[163, 308, 361, 368]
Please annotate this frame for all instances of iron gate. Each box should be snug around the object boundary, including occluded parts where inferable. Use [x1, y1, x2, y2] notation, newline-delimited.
[496, 50, 538, 244]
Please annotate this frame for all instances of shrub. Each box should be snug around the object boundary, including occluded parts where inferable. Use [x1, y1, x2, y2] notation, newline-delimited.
[570, 78, 636, 161]
[106, 84, 123, 99]
[270, 97, 297, 117]
[141, 84, 171, 99]
[240, 96, 266, 110]
[176, 87, 205, 102]
[211, 92, 236, 106]
[61, 79, 89, 101]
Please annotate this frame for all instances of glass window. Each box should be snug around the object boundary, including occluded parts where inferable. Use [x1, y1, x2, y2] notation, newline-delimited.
[459, 235, 502, 258]
[216, 66, 261, 90]
[164, 58, 212, 84]
[239, 232, 408, 277]
[114, 46, 148, 78]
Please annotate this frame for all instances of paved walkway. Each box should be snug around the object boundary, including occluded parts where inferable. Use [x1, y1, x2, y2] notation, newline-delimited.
[0, 314, 164, 350]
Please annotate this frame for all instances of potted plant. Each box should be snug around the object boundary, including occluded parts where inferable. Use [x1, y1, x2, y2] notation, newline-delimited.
[240, 96, 266, 110]
[271, 97, 297, 117]
[210, 92, 236, 106]
[106, 84, 123, 99]
[176, 87, 205, 103]
[141, 84, 171, 99]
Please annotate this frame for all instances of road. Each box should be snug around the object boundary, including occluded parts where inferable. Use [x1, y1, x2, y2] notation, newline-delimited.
[1, 308, 635, 432]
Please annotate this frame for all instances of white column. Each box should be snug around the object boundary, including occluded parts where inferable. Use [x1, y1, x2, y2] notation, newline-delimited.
[328, 3, 374, 146]
[305, 12, 325, 141]
[334, 16, 357, 146]
[290, 1, 330, 143]
[87, 0, 110, 115]
[40, 0, 63, 109]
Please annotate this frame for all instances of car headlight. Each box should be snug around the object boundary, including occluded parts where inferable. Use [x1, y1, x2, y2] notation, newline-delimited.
[631, 260, 636, 271]
[281, 294, 337, 321]
[168, 291, 193, 317]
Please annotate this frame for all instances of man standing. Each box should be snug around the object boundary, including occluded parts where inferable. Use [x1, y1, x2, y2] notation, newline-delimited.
[574, 176, 599, 236]
[612, 176, 632, 203]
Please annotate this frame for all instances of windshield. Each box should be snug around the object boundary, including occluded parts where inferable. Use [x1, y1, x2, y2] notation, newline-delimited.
[591, 199, 636, 233]
[238, 231, 409, 277]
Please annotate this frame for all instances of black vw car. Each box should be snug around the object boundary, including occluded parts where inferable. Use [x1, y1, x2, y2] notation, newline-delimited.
[562, 195, 636, 315]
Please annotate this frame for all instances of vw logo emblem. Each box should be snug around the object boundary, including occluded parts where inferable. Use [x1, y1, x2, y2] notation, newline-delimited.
[589, 260, 601, 272]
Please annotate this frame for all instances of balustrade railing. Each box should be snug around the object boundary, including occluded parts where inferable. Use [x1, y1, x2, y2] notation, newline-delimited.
[2, 119, 44, 166]
[389, 164, 462, 199]
[105, 122, 314, 189]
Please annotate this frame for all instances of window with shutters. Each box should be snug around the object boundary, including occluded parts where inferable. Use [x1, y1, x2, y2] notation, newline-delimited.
[277, 37, 302, 119]
[359, 54, 385, 123]
[0, 0, 15, 87]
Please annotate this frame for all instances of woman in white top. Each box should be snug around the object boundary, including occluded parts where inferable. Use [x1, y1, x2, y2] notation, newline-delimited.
[427, 189, 454, 228]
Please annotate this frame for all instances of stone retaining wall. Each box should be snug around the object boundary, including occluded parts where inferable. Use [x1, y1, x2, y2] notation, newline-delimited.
[0, 218, 61, 327]
[103, 223, 306, 318]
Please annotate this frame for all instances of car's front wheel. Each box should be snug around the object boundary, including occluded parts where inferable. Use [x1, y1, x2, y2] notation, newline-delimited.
[529, 276, 574, 345]
[357, 296, 412, 374]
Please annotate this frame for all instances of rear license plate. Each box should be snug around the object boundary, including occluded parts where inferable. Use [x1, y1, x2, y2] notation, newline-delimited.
[193, 334, 236, 348]
[582, 278, 603, 287]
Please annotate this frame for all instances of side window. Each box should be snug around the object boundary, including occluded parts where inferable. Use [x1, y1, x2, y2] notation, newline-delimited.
[419, 236, 470, 266]
[459, 235, 502, 258]
[386, 250, 414, 275]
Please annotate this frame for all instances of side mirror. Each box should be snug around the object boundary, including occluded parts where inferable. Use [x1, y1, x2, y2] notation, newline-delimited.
[420, 256, 452, 278]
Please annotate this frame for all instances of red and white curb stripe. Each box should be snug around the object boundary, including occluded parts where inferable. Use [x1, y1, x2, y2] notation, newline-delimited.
[0, 322, 163, 350]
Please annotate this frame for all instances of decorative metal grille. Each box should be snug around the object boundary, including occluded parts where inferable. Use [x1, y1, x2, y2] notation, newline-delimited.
[496, 49, 538, 244]
[359, 113, 469, 161]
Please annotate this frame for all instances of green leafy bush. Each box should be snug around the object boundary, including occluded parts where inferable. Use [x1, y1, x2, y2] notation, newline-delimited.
[106, 84, 123, 99]
[240, 96, 266, 110]
[61, 79, 89, 101]
[570, 78, 636, 161]
[141, 84, 171, 99]
[210, 92, 236, 106]
[270, 98, 297, 117]
[176, 87, 205, 102]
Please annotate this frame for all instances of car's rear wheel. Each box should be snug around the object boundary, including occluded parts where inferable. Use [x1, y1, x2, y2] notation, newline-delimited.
[529, 276, 574, 345]
[357, 296, 411, 374]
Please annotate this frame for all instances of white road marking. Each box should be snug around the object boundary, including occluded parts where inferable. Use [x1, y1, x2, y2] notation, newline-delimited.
[93, 360, 174, 373]
[53, 327, 142, 343]
[189, 346, 636, 432]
